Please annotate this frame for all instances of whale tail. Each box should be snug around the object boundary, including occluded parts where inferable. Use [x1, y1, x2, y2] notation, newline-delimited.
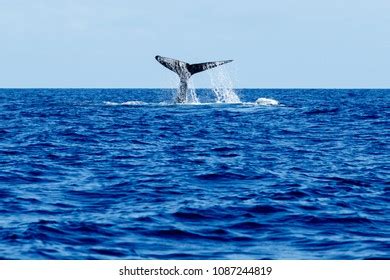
[155, 55, 233, 103]
[155, 55, 233, 79]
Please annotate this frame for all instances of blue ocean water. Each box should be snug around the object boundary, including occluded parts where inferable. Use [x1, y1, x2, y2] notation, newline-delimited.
[0, 88, 389, 259]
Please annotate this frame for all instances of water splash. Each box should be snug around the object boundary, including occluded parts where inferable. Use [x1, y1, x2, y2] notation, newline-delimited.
[170, 77, 199, 104]
[255, 98, 279, 106]
[183, 78, 199, 104]
[209, 66, 241, 103]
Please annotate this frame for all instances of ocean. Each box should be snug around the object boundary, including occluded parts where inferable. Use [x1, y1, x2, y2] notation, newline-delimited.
[0, 88, 389, 259]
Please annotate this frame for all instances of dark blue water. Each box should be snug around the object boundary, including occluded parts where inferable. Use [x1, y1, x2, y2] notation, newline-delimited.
[0, 88, 389, 259]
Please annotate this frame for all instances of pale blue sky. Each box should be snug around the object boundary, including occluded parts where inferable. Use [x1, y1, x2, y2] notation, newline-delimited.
[0, 0, 389, 88]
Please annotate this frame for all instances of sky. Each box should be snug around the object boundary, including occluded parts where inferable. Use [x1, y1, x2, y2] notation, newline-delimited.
[0, 0, 389, 88]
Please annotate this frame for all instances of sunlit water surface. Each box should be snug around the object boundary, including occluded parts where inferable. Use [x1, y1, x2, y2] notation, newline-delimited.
[0, 89, 389, 259]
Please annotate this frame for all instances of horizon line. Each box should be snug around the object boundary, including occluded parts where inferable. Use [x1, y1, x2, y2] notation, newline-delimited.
[0, 87, 389, 90]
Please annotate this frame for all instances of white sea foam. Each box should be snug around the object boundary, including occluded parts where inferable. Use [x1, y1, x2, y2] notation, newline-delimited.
[104, 101, 147, 106]
[255, 98, 279, 106]
[122, 101, 147, 105]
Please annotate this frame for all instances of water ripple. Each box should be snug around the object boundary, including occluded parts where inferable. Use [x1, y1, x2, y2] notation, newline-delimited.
[0, 89, 389, 259]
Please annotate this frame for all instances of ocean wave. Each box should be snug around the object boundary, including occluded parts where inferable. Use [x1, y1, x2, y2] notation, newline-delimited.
[104, 101, 147, 106]
[304, 107, 340, 115]
[0, 88, 388, 260]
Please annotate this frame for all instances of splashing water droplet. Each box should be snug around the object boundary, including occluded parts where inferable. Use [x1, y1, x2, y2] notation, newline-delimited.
[184, 79, 199, 104]
[209, 66, 241, 103]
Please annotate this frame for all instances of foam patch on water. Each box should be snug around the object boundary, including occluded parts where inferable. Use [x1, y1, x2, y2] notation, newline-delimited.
[104, 99, 282, 107]
[104, 101, 147, 106]
[255, 98, 280, 106]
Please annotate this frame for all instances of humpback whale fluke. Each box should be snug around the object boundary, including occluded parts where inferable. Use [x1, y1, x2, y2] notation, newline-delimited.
[155, 55, 233, 103]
